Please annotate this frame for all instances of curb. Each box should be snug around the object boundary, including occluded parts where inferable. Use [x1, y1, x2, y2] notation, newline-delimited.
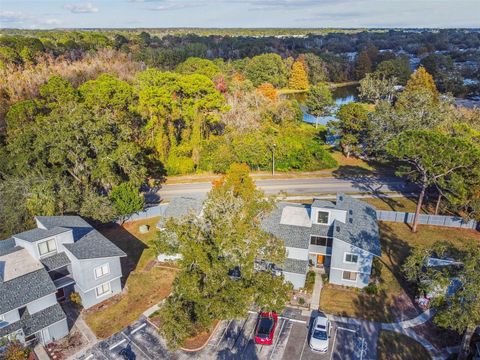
[180, 320, 222, 353]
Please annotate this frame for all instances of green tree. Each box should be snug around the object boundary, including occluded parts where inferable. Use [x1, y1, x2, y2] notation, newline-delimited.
[110, 183, 145, 222]
[175, 57, 220, 79]
[354, 50, 372, 80]
[288, 60, 309, 90]
[305, 83, 334, 118]
[301, 53, 328, 85]
[375, 57, 412, 85]
[331, 103, 370, 157]
[359, 73, 396, 104]
[39, 76, 78, 108]
[156, 164, 290, 349]
[245, 53, 288, 87]
[386, 130, 480, 232]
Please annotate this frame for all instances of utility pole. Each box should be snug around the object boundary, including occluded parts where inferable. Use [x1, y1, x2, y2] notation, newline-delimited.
[272, 143, 276, 176]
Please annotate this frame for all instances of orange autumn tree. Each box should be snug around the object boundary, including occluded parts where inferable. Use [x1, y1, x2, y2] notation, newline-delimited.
[288, 60, 309, 90]
[257, 82, 278, 101]
[403, 66, 439, 100]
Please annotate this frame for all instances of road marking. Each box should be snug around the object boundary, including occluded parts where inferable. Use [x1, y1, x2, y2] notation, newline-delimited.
[214, 319, 233, 349]
[109, 339, 126, 350]
[299, 325, 309, 360]
[231, 315, 250, 350]
[130, 322, 147, 335]
[329, 327, 338, 360]
[84, 355, 93, 360]
[241, 316, 257, 353]
[337, 326, 356, 333]
[282, 317, 307, 324]
[269, 319, 286, 360]
[122, 331, 153, 360]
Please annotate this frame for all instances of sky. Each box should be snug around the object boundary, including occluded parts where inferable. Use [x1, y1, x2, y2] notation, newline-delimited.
[1, 0, 480, 29]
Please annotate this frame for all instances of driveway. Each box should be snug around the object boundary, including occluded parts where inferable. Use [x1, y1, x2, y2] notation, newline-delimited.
[75, 310, 379, 360]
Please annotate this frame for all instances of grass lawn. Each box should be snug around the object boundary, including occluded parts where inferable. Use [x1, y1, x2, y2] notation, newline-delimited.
[330, 151, 375, 172]
[320, 222, 480, 322]
[84, 217, 177, 338]
[362, 196, 421, 213]
[377, 330, 432, 360]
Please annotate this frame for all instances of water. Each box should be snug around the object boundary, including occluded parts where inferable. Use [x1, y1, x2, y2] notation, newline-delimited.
[287, 84, 359, 125]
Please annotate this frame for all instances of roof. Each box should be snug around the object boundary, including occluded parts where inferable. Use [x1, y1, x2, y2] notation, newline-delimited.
[282, 258, 309, 274]
[13, 227, 71, 243]
[261, 194, 381, 256]
[0, 268, 57, 314]
[36, 216, 126, 260]
[64, 230, 126, 260]
[157, 195, 206, 228]
[36, 216, 93, 240]
[0, 303, 66, 337]
[0, 247, 43, 282]
[40, 252, 71, 271]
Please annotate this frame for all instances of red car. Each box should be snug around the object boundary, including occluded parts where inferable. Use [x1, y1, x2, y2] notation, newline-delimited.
[254, 312, 278, 345]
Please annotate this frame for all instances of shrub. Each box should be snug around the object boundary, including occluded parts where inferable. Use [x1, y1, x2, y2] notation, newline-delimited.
[304, 270, 316, 292]
[70, 291, 82, 307]
[364, 283, 378, 295]
[298, 297, 305, 305]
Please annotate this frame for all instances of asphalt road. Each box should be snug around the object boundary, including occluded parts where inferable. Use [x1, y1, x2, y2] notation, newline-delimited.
[156, 176, 415, 200]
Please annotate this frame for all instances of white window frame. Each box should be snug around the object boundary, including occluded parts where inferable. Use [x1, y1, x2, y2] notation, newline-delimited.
[37, 238, 57, 257]
[315, 210, 330, 225]
[344, 253, 359, 264]
[342, 271, 358, 282]
[94, 263, 110, 279]
[95, 282, 111, 298]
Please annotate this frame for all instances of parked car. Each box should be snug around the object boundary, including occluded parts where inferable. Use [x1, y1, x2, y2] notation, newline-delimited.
[309, 314, 331, 352]
[254, 312, 278, 345]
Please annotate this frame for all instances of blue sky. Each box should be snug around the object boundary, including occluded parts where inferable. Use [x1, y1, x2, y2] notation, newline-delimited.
[1, 0, 479, 29]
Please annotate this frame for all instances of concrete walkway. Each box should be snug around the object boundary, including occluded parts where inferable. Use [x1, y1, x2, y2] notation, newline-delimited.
[309, 268, 323, 311]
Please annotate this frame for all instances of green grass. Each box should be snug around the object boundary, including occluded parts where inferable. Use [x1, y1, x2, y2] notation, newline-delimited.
[377, 330, 432, 360]
[362, 196, 421, 213]
[84, 217, 177, 338]
[320, 222, 480, 322]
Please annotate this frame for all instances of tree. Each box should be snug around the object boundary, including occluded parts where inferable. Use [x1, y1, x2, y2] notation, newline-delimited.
[403, 242, 480, 336]
[359, 73, 397, 104]
[375, 57, 412, 85]
[244, 53, 288, 88]
[301, 53, 328, 85]
[110, 183, 145, 222]
[331, 103, 370, 157]
[421, 54, 464, 95]
[402, 67, 439, 101]
[305, 83, 334, 118]
[156, 164, 290, 349]
[386, 131, 480, 232]
[1, 340, 30, 360]
[175, 57, 220, 80]
[354, 50, 372, 80]
[257, 82, 278, 102]
[288, 60, 309, 90]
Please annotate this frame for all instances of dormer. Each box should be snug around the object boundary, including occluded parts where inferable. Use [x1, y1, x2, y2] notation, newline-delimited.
[311, 199, 347, 226]
[12, 227, 74, 261]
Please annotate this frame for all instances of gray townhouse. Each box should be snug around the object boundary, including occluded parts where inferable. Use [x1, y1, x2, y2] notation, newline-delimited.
[0, 216, 125, 346]
[156, 193, 380, 290]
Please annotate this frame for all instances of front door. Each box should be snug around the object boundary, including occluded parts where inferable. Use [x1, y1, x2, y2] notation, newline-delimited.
[317, 254, 325, 265]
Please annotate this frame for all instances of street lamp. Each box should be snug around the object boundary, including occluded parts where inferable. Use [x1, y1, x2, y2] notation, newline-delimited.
[271, 143, 277, 177]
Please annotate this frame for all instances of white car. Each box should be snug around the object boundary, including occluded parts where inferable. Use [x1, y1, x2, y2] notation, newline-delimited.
[309, 314, 331, 353]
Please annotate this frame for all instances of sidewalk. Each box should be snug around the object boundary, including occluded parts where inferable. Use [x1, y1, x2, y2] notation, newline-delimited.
[309, 268, 323, 311]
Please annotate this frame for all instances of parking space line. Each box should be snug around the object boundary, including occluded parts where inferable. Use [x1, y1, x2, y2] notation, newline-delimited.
[241, 316, 257, 353]
[214, 319, 233, 349]
[337, 326, 356, 333]
[122, 331, 153, 360]
[109, 339, 126, 350]
[299, 325, 309, 360]
[130, 322, 147, 335]
[84, 355, 93, 360]
[231, 315, 251, 350]
[329, 327, 338, 360]
[269, 318, 286, 360]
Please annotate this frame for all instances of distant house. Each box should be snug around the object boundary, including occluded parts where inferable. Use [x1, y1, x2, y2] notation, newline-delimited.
[156, 193, 380, 290]
[0, 216, 125, 346]
[261, 193, 381, 289]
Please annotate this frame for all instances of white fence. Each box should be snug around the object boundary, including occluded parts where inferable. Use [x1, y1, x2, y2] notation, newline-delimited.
[377, 210, 478, 230]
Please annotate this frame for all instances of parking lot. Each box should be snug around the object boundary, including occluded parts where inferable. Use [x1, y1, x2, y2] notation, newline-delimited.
[76, 310, 376, 360]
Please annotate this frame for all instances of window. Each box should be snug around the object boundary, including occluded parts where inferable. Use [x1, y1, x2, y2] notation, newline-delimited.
[310, 236, 333, 247]
[342, 271, 357, 281]
[344, 253, 359, 264]
[95, 282, 111, 298]
[316, 211, 329, 224]
[94, 263, 110, 279]
[37, 238, 57, 256]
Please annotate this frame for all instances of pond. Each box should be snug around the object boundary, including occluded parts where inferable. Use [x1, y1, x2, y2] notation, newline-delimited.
[285, 84, 359, 125]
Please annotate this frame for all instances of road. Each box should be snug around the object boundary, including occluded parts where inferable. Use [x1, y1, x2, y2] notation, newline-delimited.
[156, 176, 415, 200]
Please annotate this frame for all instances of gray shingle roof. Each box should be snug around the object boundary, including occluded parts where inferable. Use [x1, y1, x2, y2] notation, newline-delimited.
[0, 268, 57, 314]
[40, 252, 71, 271]
[157, 195, 206, 228]
[261, 194, 381, 256]
[36, 216, 92, 240]
[13, 227, 71, 243]
[282, 258, 309, 274]
[0, 239, 18, 256]
[0, 303, 66, 337]
[36, 216, 126, 260]
[64, 230, 126, 260]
